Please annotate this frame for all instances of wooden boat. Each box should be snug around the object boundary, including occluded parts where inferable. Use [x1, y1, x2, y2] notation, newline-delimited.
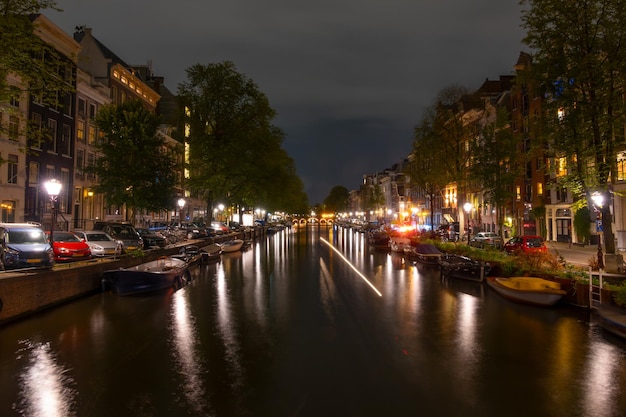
[102, 256, 189, 296]
[438, 254, 491, 282]
[596, 305, 626, 340]
[219, 239, 244, 253]
[409, 243, 443, 265]
[200, 243, 222, 262]
[486, 277, 566, 306]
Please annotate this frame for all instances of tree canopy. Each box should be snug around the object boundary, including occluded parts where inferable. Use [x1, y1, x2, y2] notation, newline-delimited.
[90, 100, 179, 221]
[521, 0, 626, 254]
[177, 61, 308, 215]
[323, 185, 349, 213]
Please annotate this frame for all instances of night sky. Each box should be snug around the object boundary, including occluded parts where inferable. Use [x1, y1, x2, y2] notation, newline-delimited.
[47, 0, 526, 204]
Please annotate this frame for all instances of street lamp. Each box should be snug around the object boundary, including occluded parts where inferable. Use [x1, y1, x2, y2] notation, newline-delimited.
[44, 179, 62, 243]
[591, 193, 604, 270]
[464, 202, 473, 244]
[177, 198, 185, 227]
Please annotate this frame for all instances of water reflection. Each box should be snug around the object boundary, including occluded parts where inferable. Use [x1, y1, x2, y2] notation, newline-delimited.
[169, 290, 210, 414]
[15, 341, 76, 417]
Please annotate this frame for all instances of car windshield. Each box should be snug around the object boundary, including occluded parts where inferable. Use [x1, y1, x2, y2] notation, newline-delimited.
[51, 232, 81, 242]
[7, 229, 47, 244]
[87, 233, 112, 242]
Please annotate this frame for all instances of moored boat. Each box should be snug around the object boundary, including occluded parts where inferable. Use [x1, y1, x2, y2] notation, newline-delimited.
[200, 243, 222, 262]
[219, 239, 244, 253]
[486, 277, 566, 306]
[367, 230, 390, 250]
[102, 256, 189, 296]
[389, 236, 411, 253]
[409, 243, 443, 265]
[596, 305, 626, 340]
[438, 254, 491, 282]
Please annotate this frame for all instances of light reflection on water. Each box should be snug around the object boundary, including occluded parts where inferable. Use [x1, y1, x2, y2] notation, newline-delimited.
[169, 290, 210, 415]
[2, 225, 626, 416]
[15, 341, 76, 417]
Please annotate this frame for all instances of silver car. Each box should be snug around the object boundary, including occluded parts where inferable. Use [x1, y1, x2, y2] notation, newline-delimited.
[469, 231, 504, 249]
[74, 230, 122, 257]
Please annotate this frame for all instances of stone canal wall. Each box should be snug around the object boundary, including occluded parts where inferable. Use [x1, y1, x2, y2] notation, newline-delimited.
[0, 230, 261, 327]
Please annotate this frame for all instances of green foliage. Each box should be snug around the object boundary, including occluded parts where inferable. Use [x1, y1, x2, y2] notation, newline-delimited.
[178, 61, 308, 213]
[520, 0, 626, 254]
[612, 284, 626, 307]
[573, 207, 591, 245]
[90, 100, 179, 219]
[323, 186, 349, 213]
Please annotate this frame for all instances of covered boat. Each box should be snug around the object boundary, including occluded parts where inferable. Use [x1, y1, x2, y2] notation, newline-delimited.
[438, 254, 491, 282]
[200, 243, 222, 262]
[486, 277, 566, 306]
[103, 256, 189, 296]
[409, 243, 443, 265]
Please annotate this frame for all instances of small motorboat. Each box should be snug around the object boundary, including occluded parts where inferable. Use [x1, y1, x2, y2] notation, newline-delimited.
[486, 277, 566, 307]
[102, 256, 189, 296]
[172, 245, 203, 265]
[409, 243, 443, 266]
[219, 239, 244, 253]
[595, 305, 626, 339]
[389, 237, 411, 253]
[200, 243, 222, 263]
[438, 254, 491, 282]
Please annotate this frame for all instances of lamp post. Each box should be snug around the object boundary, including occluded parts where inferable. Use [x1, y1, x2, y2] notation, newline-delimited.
[44, 179, 62, 243]
[592, 193, 604, 270]
[463, 202, 473, 244]
[177, 198, 185, 227]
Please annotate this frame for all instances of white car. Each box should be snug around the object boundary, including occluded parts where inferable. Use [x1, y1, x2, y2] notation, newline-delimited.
[469, 232, 504, 249]
[74, 230, 122, 257]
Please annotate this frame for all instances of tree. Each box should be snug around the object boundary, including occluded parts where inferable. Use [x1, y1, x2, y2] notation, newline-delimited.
[521, 0, 626, 256]
[178, 61, 307, 216]
[323, 186, 349, 213]
[89, 100, 179, 222]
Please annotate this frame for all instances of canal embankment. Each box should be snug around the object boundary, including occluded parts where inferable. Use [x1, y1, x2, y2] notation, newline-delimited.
[0, 228, 263, 327]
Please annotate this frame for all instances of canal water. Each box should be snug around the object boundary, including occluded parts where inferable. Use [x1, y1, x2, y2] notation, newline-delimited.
[1, 225, 625, 417]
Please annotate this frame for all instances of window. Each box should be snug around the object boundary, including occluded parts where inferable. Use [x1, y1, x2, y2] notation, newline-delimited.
[7, 154, 18, 184]
[61, 124, 71, 156]
[76, 149, 84, 179]
[87, 152, 95, 179]
[30, 113, 43, 148]
[78, 98, 86, 115]
[48, 119, 58, 152]
[29, 162, 39, 185]
[1, 200, 16, 223]
[89, 103, 96, 119]
[8, 115, 19, 140]
[537, 182, 543, 196]
[516, 186, 521, 201]
[88, 125, 96, 145]
[77, 120, 85, 141]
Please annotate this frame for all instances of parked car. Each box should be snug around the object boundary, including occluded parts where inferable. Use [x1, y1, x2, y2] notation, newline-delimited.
[46, 231, 92, 262]
[181, 222, 208, 239]
[504, 235, 548, 255]
[0, 222, 54, 270]
[469, 232, 504, 249]
[135, 228, 167, 249]
[210, 222, 230, 235]
[93, 222, 143, 253]
[74, 230, 122, 257]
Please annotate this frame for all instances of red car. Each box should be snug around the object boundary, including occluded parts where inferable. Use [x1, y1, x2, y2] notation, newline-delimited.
[46, 231, 92, 262]
[503, 235, 547, 255]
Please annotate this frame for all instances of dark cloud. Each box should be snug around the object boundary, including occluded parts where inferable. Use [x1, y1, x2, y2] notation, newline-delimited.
[49, 0, 525, 204]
